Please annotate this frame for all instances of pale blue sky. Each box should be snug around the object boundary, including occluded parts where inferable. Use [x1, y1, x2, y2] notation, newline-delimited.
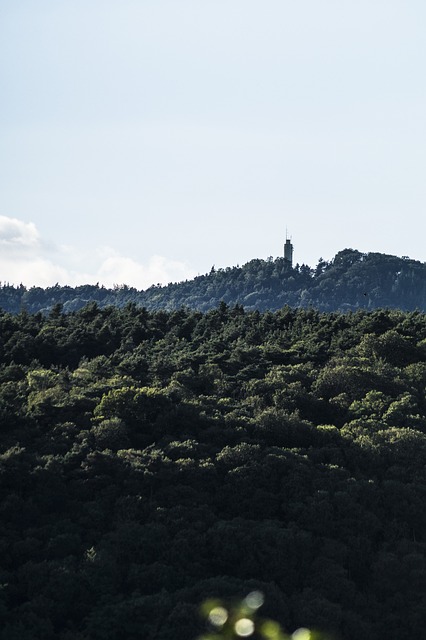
[1, 1, 425, 287]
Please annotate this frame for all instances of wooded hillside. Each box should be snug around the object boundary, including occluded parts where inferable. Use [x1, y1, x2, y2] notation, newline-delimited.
[1, 304, 426, 639]
[1, 248, 425, 313]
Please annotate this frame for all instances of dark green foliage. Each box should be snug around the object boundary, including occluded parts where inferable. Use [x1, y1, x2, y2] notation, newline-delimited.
[0, 304, 426, 638]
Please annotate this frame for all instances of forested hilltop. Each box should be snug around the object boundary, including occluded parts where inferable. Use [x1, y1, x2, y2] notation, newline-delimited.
[1, 248, 425, 313]
[1, 303, 426, 639]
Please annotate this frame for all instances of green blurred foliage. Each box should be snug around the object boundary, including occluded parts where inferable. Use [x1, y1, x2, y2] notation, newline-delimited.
[198, 594, 330, 640]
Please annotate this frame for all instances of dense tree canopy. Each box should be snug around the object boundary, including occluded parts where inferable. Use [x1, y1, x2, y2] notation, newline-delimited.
[0, 303, 426, 638]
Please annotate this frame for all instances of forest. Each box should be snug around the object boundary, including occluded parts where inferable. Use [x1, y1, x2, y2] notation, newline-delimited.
[0, 248, 425, 314]
[0, 302, 426, 639]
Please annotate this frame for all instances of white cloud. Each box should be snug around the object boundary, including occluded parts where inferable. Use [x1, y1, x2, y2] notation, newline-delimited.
[96, 251, 196, 289]
[0, 215, 41, 252]
[0, 216, 196, 289]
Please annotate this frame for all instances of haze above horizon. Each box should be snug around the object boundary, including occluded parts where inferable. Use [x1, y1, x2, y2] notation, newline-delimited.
[1, 1, 425, 289]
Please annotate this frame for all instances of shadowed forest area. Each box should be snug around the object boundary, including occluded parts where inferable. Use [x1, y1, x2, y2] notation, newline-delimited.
[0, 302, 426, 638]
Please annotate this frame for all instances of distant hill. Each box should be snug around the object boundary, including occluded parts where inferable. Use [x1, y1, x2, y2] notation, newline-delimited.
[1, 248, 425, 313]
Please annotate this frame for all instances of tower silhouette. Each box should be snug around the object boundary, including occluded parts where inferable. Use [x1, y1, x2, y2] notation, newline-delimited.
[284, 234, 293, 266]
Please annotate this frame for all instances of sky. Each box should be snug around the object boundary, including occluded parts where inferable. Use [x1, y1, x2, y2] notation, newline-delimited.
[1, 1, 426, 289]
